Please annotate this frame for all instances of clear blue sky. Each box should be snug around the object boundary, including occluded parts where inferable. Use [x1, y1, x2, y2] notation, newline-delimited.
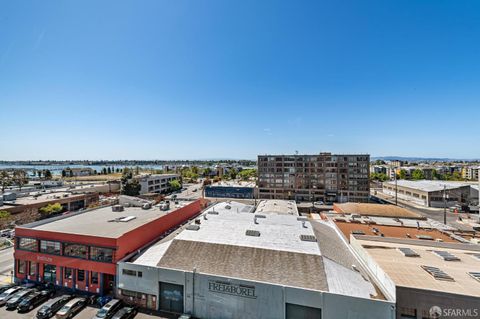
[1, 1, 479, 160]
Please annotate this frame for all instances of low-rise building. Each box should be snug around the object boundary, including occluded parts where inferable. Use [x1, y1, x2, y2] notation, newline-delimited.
[14, 198, 206, 295]
[382, 180, 472, 208]
[64, 167, 95, 177]
[134, 174, 180, 195]
[204, 181, 255, 199]
[333, 203, 423, 219]
[117, 201, 395, 319]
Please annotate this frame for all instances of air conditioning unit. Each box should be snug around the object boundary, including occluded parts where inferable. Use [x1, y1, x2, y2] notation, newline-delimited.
[112, 205, 124, 212]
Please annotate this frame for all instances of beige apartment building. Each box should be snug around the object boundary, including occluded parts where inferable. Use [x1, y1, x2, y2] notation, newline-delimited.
[257, 153, 370, 203]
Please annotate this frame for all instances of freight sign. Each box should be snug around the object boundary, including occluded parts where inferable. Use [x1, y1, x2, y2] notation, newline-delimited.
[208, 280, 257, 299]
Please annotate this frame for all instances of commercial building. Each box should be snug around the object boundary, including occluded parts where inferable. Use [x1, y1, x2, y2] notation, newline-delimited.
[117, 201, 395, 319]
[382, 180, 473, 208]
[258, 153, 370, 203]
[350, 235, 480, 319]
[204, 181, 255, 199]
[134, 174, 180, 195]
[13, 198, 206, 295]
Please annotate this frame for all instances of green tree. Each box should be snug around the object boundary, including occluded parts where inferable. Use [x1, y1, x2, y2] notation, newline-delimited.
[169, 179, 182, 192]
[107, 167, 112, 174]
[121, 169, 141, 196]
[0, 170, 12, 192]
[370, 172, 388, 182]
[411, 169, 425, 180]
[61, 170, 67, 178]
[102, 167, 107, 175]
[0, 210, 11, 219]
[37, 170, 42, 179]
[238, 169, 257, 181]
[203, 167, 212, 177]
[13, 170, 28, 191]
[39, 203, 63, 216]
[228, 168, 238, 180]
[398, 169, 408, 180]
[44, 170, 53, 180]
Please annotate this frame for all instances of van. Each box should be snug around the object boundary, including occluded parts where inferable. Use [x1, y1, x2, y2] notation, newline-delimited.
[93, 299, 123, 319]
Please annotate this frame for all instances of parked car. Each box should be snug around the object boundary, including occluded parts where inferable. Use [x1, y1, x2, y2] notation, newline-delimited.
[112, 306, 138, 319]
[36, 295, 74, 319]
[56, 297, 86, 319]
[0, 286, 23, 306]
[5, 288, 34, 310]
[93, 299, 123, 319]
[0, 283, 16, 294]
[17, 290, 50, 312]
[38, 282, 56, 298]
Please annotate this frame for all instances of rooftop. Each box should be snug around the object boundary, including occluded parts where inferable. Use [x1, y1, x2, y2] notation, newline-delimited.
[255, 200, 299, 215]
[354, 236, 480, 297]
[210, 180, 256, 188]
[384, 180, 471, 192]
[334, 203, 422, 219]
[131, 201, 381, 300]
[19, 199, 194, 238]
[333, 219, 458, 243]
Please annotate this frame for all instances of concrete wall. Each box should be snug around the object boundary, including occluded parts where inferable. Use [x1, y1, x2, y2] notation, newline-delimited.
[117, 262, 395, 319]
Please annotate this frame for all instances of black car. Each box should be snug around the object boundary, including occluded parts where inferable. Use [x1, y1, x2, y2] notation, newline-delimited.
[112, 306, 138, 319]
[5, 288, 34, 310]
[17, 290, 50, 313]
[36, 295, 73, 319]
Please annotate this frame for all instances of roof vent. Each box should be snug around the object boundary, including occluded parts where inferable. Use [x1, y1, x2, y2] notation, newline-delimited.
[416, 235, 433, 240]
[398, 247, 419, 257]
[468, 272, 480, 282]
[246, 230, 260, 237]
[297, 217, 307, 221]
[142, 203, 152, 210]
[300, 234, 317, 242]
[255, 214, 266, 219]
[186, 225, 200, 231]
[119, 216, 136, 222]
[112, 205, 124, 212]
[225, 205, 231, 210]
[421, 265, 454, 281]
[352, 230, 365, 235]
[208, 210, 219, 215]
[432, 250, 460, 261]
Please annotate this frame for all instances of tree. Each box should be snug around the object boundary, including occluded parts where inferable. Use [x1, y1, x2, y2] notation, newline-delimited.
[0, 210, 10, 219]
[203, 178, 212, 186]
[203, 167, 212, 177]
[13, 170, 28, 191]
[37, 170, 42, 179]
[238, 169, 257, 181]
[228, 168, 237, 180]
[169, 179, 182, 192]
[44, 170, 52, 180]
[39, 203, 63, 217]
[411, 169, 425, 180]
[102, 167, 107, 175]
[121, 169, 141, 196]
[61, 170, 67, 178]
[398, 169, 407, 180]
[370, 172, 388, 182]
[0, 170, 12, 192]
[107, 167, 112, 174]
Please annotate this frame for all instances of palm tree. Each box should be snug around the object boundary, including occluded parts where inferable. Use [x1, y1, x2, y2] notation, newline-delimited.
[0, 170, 12, 192]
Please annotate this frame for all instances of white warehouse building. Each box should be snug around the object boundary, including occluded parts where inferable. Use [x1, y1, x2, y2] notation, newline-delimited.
[117, 201, 395, 319]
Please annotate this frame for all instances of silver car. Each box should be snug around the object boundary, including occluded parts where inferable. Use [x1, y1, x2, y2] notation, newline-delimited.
[56, 297, 86, 319]
[0, 286, 23, 306]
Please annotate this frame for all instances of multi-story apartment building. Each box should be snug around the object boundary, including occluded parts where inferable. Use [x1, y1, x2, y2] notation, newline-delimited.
[257, 153, 370, 203]
[134, 174, 180, 194]
[462, 166, 479, 181]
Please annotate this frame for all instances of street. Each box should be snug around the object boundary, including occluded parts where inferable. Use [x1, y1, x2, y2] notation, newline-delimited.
[0, 247, 14, 284]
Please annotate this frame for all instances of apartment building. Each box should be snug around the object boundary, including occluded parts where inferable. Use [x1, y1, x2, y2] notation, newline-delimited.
[134, 174, 180, 194]
[257, 153, 370, 203]
[462, 166, 479, 181]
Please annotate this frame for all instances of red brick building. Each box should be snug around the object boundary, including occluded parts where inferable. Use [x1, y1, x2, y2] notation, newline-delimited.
[14, 199, 207, 295]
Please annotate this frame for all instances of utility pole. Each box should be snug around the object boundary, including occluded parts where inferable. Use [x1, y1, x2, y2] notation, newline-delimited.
[394, 168, 398, 206]
[443, 184, 447, 225]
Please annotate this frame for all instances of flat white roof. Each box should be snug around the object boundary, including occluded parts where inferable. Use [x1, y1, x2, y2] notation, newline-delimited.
[385, 180, 471, 192]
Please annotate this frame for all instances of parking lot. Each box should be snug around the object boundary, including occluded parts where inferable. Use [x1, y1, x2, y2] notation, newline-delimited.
[0, 293, 173, 319]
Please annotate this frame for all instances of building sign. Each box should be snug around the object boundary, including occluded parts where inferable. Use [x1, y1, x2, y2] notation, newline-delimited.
[208, 280, 257, 299]
[37, 255, 53, 263]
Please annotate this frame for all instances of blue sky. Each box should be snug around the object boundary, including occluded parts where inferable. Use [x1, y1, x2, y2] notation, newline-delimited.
[1, 1, 479, 160]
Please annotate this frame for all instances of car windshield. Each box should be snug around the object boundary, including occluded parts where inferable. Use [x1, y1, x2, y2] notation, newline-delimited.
[39, 305, 49, 313]
[96, 309, 108, 318]
[60, 305, 70, 312]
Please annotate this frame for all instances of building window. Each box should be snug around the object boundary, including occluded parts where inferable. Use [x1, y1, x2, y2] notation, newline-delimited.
[64, 268, 73, 280]
[122, 269, 137, 276]
[63, 243, 88, 259]
[77, 270, 85, 282]
[138, 271, 142, 278]
[29, 262, 36, 276]
[40, 240, 61, 255]
[91, 272, 99, 284]
[90, 246, 114, 263]
[18, 260, 26, 274]
[18, 238, 37, 251]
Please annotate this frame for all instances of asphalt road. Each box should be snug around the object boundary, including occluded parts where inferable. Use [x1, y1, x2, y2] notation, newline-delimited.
[0, 247, 14, 284]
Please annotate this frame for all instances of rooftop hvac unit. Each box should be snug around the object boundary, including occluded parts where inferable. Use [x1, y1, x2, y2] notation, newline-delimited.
[142, 203, 152, 210]
[112, 205, 124, 212]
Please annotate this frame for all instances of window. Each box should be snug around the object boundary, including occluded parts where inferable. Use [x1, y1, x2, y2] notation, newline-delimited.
[63, 243, 88, 259]
[77, 270, 85, 282]
[122, 269, 137, 276]
[137, 271, 142, 278]
[18, 260, 26, 274]
[91, 272, 99, 284]
[64, 268, 73, 280]
[90, 247, 114, 263]
[29, 262, 36, 276]
[18, 238, 37, 251]
[40, 240, 61, 255]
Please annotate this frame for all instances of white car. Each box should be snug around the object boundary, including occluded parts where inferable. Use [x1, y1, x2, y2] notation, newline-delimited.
[0, 286, 23, 306]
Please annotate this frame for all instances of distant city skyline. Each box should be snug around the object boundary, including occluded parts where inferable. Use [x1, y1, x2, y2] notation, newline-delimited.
[1, 1, 480, 160]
